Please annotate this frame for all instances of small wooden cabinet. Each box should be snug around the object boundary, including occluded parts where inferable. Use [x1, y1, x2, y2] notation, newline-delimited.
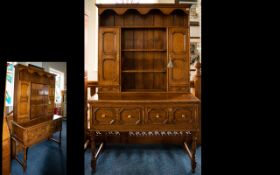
[2, 107, 11, 175]
[11, 64, 63, 171]
[89, 3, 200, 173]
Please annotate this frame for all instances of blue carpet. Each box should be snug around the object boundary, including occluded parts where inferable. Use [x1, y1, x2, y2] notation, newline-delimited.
[84, 144, 201, 175]
[11, 120, 67, 175]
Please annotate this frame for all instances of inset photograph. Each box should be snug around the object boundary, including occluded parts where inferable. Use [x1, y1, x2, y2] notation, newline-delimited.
[2, 62, 67, 175]
[84, 1, 201, 175]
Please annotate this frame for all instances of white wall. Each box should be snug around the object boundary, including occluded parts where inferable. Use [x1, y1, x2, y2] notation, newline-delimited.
[158, 0, 174, 3]
[17, 62, 43, 68]
[42, 62, 67, 89]
[85, 0, 98, 81]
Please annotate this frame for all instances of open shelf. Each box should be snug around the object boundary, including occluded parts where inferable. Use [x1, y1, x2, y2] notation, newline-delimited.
[121, 27, 167, 92]
[121, 72, 167, 91]
[122, 49, 167, 52]
[121, 28, 166, 50]
[121, 26, 167, 29]
[122, 70, 166, 73]
[122, 89, 166, 92]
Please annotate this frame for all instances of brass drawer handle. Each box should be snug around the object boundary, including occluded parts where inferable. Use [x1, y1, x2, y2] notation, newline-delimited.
[127, 115, 132, 118]
[110, 119, 115, 125]
[182, 114, 186, 118]
[101, 114, 106, 118]
[156, 114, 160, 118]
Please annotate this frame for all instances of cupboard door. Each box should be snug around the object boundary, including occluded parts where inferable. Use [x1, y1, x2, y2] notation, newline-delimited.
[98, 27, 120, 87]
[168, 27, 190, 92]
[48, 86, 55, 117]
[16, 81, 31, 122]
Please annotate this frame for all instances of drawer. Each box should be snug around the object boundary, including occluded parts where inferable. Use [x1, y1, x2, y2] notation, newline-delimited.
[173, 107, 194, 124]
[146, 107, 169, 124]
[119, 108, 141, 125]
[25, 122, 51, 146]
[93, 108, 117, 125]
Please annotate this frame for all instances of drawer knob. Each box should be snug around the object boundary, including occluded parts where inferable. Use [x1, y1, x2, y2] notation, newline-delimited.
[101, 114, 106, 118]
[127, 115, 132, 118]
[156, 114, 160, 118]
[182, 114, 186, 118]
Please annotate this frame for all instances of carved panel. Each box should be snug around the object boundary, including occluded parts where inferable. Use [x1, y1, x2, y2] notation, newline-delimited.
[102, 32, 116, 54]
[119, 108, 142, 125]
[93, 108, 117, 125]
[146, 107, 169, 124]
[173, 107, 194, 124]
[102, 59, 117, 81]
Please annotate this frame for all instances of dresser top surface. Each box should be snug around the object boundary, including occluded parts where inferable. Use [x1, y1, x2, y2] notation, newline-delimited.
[88, 93, 199, 103]
[14, 115, 63, 128]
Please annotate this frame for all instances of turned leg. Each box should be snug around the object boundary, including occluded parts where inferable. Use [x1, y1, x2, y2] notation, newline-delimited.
[91, 133, 96, 172]
[191, 132, 197, 173]
[23, 146, 28, 172]
[12, 138, 16, 159]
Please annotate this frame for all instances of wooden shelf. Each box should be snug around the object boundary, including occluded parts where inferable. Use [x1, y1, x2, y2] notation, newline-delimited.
[30, 104, 48, 106]
[121, 26, 167, 29]
[122, 49, 167, 52]
[122, 89, 166, 92]
[122, 70, 166, 73]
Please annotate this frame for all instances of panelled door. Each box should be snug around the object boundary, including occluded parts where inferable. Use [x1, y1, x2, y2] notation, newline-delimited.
[98, 27, 120, 88]
[16, 80, 31, 122]
[168, 27, 190, 92]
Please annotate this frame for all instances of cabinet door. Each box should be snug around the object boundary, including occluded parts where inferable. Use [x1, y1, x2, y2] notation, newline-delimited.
[16, 81, 31, 122]
[48, 85, 55, 117]
[168, 27, 190, 92]
[98, 27, 120, 87]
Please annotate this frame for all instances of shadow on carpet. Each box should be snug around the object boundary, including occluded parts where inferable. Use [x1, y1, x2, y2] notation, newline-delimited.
[84, 144, 201, 175]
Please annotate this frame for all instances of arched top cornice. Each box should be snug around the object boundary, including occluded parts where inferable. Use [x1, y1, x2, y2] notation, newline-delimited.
[96, 3, 191, 16]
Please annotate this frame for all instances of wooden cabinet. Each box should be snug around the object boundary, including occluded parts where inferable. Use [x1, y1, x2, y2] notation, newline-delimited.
[89, 3, 200, 173]
[12, 64, 63, 171]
